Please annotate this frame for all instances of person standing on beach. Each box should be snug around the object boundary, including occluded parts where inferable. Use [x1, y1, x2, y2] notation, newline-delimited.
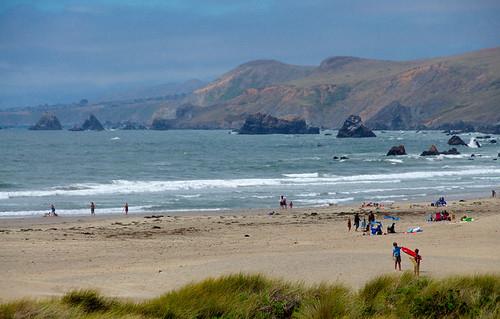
[347, 217, 352, 231]
[354, 213, 360, 231]
[124, 202, 129, 215]
[289, 201, 293, 209]
[90, 202, 95, 216]
[368, 211, 375, 223]
[412, 249, 422, 276]
[493, 190, 496, 198]
[392, 242, 402, 271]
[50, 204, 56, 216]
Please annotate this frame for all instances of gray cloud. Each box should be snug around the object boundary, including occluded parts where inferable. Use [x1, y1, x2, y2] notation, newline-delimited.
[0, 0, 499, 107]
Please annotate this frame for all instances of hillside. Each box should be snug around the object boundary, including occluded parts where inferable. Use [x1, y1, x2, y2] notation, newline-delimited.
[1, 47, 499, 129]
[172, 47, 500, 129]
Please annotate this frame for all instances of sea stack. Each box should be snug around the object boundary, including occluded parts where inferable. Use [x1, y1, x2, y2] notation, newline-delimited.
[448, 135, 467, 146]
[29, 113, 62, 130]
[336, 115, 376, 138]
[238, 113, 319, 134]
[69, 114, 104, 131]
[386, 145, 406, 156]
[420, 145, 460, 156]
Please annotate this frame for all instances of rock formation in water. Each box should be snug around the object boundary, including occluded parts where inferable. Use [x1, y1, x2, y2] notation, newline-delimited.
[69, 114, 104, 131]
[336, 115, 376, 138]
[386, 145, 407, 156]
[447, 135, 467, 146]
[238, 113, 319, 134]
[150, 118, 172, 130]
[420, 145, 460, 156]
[29, 113, 62, 130]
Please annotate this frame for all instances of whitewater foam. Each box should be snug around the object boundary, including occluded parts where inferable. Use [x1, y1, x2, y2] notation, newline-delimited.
[1, 168, 499, 200]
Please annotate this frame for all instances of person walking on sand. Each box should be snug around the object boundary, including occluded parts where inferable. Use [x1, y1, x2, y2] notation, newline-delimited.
[50, 204, 56, 216]
[392, 242, 402, 271]
[354, 213, 360, 231]
[412, 248, 422, 276]
[90, 202, 95, 216]
[347, 217, 352, 231]
[123, 202, 129, 215]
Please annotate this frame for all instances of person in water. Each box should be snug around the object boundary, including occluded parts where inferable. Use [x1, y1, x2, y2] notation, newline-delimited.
[354, 213, 360, 231]
[90, 202, 95, 216]
[392, 242, 402, 271]
[124, 202, 128, 215]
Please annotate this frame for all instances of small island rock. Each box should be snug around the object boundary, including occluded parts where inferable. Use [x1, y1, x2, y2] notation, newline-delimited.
[69, 114, 104, 131]
[420, 145, 440, 156]
[421, 145, 460, 156]
[387, 145, 406, 156]
[336, 115, 376, 138]
[29, 113, 62, 130]
[447, 135, 467, 146]
[238, 113, 319, 134]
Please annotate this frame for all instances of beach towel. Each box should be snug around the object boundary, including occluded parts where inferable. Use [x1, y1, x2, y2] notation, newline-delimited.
[407, 226, 423, 233]
[384, 215, 400, 221]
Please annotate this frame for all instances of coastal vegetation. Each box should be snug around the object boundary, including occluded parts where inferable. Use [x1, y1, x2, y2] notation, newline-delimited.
[1, 273, 498, 318]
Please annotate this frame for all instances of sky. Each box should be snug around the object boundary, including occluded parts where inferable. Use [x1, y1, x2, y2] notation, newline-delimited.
[0, 0, 499, 108]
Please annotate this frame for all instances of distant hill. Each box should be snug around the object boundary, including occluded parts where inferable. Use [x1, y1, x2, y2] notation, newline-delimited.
[173, 47, 500, 129]
[1, 48, 499, 129]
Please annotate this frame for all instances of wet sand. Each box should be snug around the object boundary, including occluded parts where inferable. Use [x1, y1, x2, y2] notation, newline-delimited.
[1, 198, 499, 301]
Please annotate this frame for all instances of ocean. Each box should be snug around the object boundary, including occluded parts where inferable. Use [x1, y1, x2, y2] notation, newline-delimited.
[0, 129, 498, 217]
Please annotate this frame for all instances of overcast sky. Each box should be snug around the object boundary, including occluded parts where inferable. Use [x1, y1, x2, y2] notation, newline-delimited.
[1, 0, 499, 108]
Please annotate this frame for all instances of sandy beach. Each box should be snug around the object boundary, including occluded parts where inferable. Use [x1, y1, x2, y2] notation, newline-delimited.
[1, 198, 499, 301]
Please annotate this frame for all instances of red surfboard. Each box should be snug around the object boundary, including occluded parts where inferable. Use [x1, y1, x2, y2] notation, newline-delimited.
[402, 247, 416, 258]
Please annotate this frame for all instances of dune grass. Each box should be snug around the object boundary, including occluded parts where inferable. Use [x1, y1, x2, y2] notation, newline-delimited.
[1, 273, 498, 319]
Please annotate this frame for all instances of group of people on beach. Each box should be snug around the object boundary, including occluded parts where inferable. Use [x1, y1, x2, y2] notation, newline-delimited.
[45, 202, 129, 217]
[279, 195, 293, 209]
[347, 211, 379, 233]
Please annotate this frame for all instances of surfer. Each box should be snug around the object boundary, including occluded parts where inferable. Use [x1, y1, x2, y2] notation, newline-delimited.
[90, 202, 96, 216]
[392, 242, 402, 271]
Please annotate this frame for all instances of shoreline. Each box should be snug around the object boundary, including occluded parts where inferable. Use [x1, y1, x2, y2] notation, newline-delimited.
[1, 196, 499, 301]
[0, 190, 496, 220]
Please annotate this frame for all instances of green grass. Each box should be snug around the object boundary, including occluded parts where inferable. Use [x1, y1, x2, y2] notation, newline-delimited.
[1, 273, 498, 319]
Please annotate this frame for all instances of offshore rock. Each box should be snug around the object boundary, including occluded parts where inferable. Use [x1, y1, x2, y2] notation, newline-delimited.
[386, 145, 407, 156]
[421, 145, 460, 156]
[420, 145, 440, 156]
[336, 115, 376, 138]
[69, 114, 104, 131]
[29, 113, 62, 130]
[238, 113, 319, 134]
[447, 135, 467, 146]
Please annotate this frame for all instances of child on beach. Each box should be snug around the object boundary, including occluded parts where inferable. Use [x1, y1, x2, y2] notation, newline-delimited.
[392, 242, 401, 271]
[412, 249, 422, 276]
[347, 217, 352, 231]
